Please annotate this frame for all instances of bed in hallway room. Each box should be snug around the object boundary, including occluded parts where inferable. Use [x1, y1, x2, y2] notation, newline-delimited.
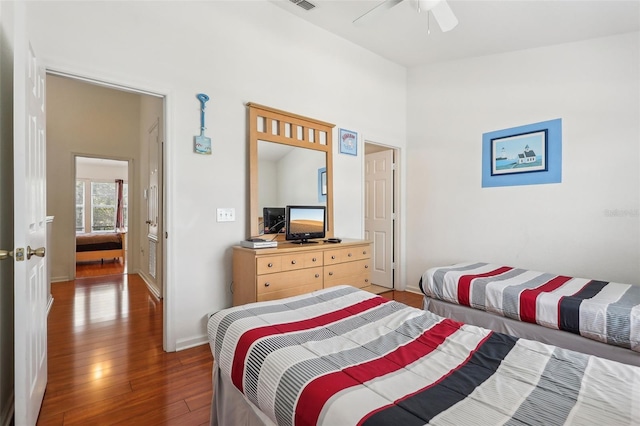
[207, 285, 640, 426]
[76, 231, 126, 263]
[420, 262, 640, 366]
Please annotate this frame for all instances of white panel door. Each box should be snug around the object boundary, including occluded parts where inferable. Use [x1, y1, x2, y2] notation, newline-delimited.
[364, 149, 393, 288]
[146, 120, 160, 291]
[13, 3, 48, 424]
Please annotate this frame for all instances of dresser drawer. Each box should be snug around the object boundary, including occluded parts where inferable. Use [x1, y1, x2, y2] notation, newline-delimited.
[281, 252, 323, 271]
[256, 256, 282, 275]
[324, 259, 370, 282]
[324, 272, 371, 289]
[257, 267, 323, 295]
[324, 245, 371, 265]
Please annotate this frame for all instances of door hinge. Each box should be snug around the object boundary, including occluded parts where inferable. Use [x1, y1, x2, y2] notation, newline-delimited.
[391, 262, 396, 270]
[392, 163, 396, 170]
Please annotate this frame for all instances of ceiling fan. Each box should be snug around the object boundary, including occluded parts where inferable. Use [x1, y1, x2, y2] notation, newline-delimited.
[353, 0, 459, 33]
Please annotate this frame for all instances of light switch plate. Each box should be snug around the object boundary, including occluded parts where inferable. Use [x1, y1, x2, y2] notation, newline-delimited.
[216, 208, 235, 222]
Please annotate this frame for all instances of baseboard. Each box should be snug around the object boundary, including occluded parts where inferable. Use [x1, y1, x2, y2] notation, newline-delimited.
[46, 296, 54, 316]
[404, 285, 422, 295]
[175, 335, 208, 351]
[0, 392, 14, 426]
[51, 275, 70, 283]
[137, 270, 161, 300]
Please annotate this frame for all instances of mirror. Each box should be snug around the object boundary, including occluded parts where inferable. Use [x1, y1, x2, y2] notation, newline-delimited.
[258, 141, 326, 213]
[248, 103, 334, 239]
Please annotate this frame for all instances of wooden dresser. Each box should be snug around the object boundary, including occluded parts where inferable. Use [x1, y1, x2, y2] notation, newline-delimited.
[232, 239, 372, 306]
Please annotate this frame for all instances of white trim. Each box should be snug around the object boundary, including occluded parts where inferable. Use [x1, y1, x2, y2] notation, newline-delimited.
[175, 335, 208, 352]
[43, 65, 176, 352]
[138, 269, 161, 300]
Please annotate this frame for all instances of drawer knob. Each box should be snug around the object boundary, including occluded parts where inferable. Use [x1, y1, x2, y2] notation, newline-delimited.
[363, 251, 367, 255]
[312, 257, 317, 262]
[329, 272, 333, 276]
[315, 274, 319, 278]
[348, 253, 352, 257]
[268, 263, 273, 268]
[291, 260, 296, 265]
[331, 255, 336, 259]
[365, 265, 369, 269]
[365, 279, 369, 283]
[264, 282, 270, 287]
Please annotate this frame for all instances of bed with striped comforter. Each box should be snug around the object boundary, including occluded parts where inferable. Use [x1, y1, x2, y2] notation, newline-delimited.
[420, 262, 640, 353]
[207, 285, 640, 426]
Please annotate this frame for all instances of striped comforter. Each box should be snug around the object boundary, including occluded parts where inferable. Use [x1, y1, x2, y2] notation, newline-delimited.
[421, 262, 640, 353]
[207, 285, 640, 426]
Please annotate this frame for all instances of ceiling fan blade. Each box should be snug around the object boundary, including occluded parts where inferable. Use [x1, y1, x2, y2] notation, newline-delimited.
[353, 0, 405, 25]
[430, 0, 458, 32]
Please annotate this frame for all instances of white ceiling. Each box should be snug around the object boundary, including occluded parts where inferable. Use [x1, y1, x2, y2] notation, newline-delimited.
[269, 0, 640, 67]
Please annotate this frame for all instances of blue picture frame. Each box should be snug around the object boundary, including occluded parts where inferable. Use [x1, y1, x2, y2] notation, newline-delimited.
[482, 119, 562, 187]
[318, 167, 327, 203]
[339, 128, 358, 156]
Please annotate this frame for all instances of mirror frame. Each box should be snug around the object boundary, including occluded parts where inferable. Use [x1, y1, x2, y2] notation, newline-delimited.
[248, 103, 334, 239]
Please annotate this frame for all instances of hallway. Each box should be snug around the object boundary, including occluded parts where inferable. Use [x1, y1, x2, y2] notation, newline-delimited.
[37, 273, 212, 425]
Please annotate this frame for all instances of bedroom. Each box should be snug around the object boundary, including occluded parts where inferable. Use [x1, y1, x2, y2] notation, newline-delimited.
[0, 0, 638, 424]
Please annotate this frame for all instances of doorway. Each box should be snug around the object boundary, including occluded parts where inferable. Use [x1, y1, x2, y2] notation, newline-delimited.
[74, 156, 129, 278]
[46, 71, 166, 319]
[364, 142, 399, 290]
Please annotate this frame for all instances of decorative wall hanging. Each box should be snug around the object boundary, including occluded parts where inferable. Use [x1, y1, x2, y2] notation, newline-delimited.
[194, 93, 212, 155]
[318, 167, 327, 202]
[482, 118, 562, 187]
[339, 128, 358, 156]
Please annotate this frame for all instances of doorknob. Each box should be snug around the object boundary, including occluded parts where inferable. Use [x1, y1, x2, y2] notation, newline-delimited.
[27, 246, 45, 260]
[145, 220, 152, 224]
[0, 249, 13, 260]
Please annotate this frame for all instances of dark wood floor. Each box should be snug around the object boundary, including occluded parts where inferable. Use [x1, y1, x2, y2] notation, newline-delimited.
[37, 266, 423, 425]
[37, 272, 213, 425]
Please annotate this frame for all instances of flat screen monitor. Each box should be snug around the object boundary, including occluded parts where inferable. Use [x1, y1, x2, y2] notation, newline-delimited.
[285, 205, 326, 244]
[263, 207, 285, 234]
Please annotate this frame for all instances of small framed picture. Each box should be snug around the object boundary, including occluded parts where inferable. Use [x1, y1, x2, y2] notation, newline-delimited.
[318, 167, 327, 202]
[339, 128, 358, 156]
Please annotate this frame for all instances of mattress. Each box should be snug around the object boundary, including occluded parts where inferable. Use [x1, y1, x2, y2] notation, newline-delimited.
[75, 232, 123, 252]
[207, 285, 640, 426]
[421, 262, 640, 353]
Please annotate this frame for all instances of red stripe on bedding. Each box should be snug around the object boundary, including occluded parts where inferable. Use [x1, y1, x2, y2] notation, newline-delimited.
[457, 267, 512, 306]
[231, 296, 389, 392]
[519, 275, 572, 323]
[294, 318, 463, 426]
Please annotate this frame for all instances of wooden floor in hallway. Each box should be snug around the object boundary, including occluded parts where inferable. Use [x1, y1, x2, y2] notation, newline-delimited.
[37, 272, 212, 425]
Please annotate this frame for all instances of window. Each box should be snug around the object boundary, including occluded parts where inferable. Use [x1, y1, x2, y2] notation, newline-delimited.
[91, 182, 116, 231]
[75, 180, 128, 233]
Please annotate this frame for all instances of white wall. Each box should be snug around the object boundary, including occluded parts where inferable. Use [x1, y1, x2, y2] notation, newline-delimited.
[27, 1, 407, 350]
[76, 158, 128, 181]
[406, 32, 640, 291]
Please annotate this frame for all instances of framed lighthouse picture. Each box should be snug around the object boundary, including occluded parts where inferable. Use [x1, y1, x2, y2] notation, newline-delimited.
[490, 130, 547, 176]
[482, 118, 562, 188]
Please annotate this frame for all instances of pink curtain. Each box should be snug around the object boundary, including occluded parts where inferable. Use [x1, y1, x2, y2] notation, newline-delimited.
[115, 179, 124, 230]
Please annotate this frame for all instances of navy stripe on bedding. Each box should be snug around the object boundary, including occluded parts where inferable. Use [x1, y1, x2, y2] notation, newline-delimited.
[558, 280, 608, 334]
[362, 332, 518, 426]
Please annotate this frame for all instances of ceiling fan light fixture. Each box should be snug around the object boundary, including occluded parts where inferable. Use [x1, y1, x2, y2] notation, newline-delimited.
[417, 0, 443, 12]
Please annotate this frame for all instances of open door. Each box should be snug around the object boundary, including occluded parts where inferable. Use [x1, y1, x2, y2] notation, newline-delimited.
[364, 147, 395, 289]
[13, 3, 48, 424]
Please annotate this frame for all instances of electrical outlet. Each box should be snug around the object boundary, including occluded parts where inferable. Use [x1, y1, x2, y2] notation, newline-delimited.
[216, 208, 235, 222]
